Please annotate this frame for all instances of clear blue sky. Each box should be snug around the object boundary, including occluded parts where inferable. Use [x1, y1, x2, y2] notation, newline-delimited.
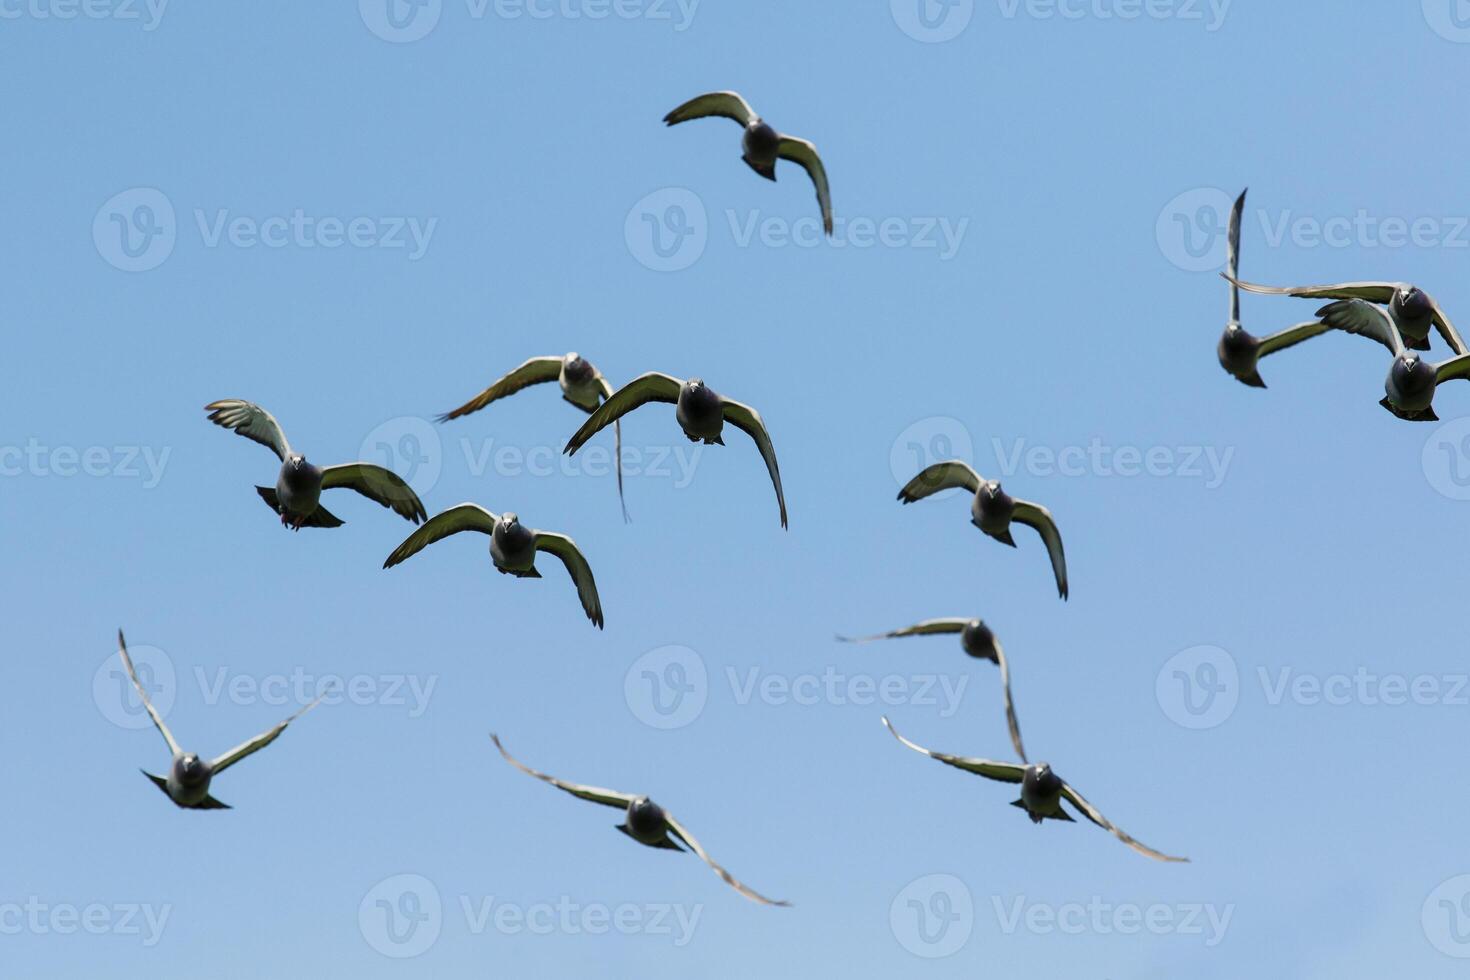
[6, 1, 1470, 976]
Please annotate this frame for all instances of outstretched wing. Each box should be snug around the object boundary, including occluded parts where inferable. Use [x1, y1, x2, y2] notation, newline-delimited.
[1226, 188, 1245, 323]
[210, 689, 329, 775]
[1059, 780, 1190, 863]
[436, 357, 563, 422]
[1012, 500, 1068, 600]
[663, 91, 756, 127]
[383, 504, 499, 569]
[1427, 296, 1468, 356]
[117, 630, 180, 757]
[720, 399, 787, 529]
[837, 619, 969, 643]
[565, 373, 682, 455]
[1224, 277, 1398, 304]
[533, 532, 604, 629]
[321, 463, 427, 524]
[992, 638, 1027, 764]
[489, 734, 633, 809]
[1256, 320, 1333, 357]
[1435, 353, 1470, 384]
[776, 136, 832, 236]
[880, 716, 1025, 783]
[1316, 299, 1405, 356]
[664, 813, 791, 907]
[597, 376, 630, 524]
[897, 461, 982, 503]
[205, 399, 292, 461]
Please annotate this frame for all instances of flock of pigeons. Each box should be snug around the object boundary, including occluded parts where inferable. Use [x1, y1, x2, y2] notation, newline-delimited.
[1218, 188, 1470, 419]
[114, 92, 1193, 912]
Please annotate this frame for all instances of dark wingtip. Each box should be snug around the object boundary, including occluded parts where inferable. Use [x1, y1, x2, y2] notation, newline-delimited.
[1236, 370, 1267, 389]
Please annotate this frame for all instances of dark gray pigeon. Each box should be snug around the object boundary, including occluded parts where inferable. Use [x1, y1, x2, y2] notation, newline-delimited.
[383, 504, 603, 628]
[437, 352, 629, 522]
[664, 91, 831, 235]
[490, 734, 790, 906]
[564, 373, 786, 529]
[840, 618, 1026, 761]
[205, 399, 426, 530]
[897, 461, 1066, 599]
[118, 630, 327, 810]
[1315, 298, 1470, 422]
[882, 717, 1187, 863]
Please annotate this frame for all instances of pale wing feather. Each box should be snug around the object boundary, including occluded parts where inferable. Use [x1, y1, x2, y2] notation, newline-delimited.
[204, 399, 292, 461]
[881, 717, 1025, 783]
[897, 461, 982, 503]
[437, 357, 563, 422]
[665, 813, 791, 907]
[533, 532, 605, 629]
[1011, 500, 1069, 600]
[210, 691, 328, 775]
[776, 136, 832, 236]
[720, 398, 788, 529]
[489, 734, 633, 809]
[383, 504, 499, 569]
[565, 373, 682, 455]
[1059, 781, 1190, 863]
[321, 463, 427, 524]
[837, 619, 968, 643]
[663, 91, 756, 127]
[117, 630, 180, 757]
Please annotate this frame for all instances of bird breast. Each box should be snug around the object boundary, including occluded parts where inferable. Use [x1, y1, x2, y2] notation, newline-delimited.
[625, 799, 668, 844]
[491, 524, 536, 569]
[676, 387, 725, 442]
[742, 122, 780, 165]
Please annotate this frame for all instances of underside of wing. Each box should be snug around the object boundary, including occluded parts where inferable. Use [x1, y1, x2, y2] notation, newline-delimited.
[489, 734, 632, 810]
[663, 91, 755, 127]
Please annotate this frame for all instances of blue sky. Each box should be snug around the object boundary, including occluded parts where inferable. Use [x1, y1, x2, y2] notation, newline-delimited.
[6, 1, 1470, 975]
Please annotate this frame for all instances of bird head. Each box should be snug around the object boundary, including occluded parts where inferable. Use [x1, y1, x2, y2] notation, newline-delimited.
[1395, 286, 1432, 319]
[288, 453, 306, 470]
[626, 796, 666, 837]
[1389, 353, 1437, 408]
[563, 353, 593, 383]
[174, 753, 208, 785]
[688, 378, 705, 391]
[501, 512, 519, 528]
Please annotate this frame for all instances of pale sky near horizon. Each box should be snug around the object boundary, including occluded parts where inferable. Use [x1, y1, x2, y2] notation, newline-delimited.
[6, 2, 1470, 976]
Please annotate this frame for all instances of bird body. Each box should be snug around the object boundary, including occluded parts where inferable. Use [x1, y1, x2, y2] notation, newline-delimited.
[972, 482, 1016, 542]
[275, 456, 325, 521]
[740, 119, 782, 180]
[489, 513, 541, 576]
[1015, 764, 1073, 824]
[675, 379, 727, 444]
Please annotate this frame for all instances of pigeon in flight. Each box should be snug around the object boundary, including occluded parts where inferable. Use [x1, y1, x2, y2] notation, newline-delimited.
[383, 505, 604, 628]
[839, 618, 1027, 761]
[1316, 298, 1470, 422]
[881, 717, 1187, 863]
[897, 461, 1066, 599]
[205, 400, 427, 530]
[117, 630, 328, 810]
[564, 373, 786, 529]
[490, 734, 790, 905]
[437, 352, 630, 522]
[664, 90, 832, 236]
[1224, 274, 1464, 354]
[1215, 189, 1333, 388]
